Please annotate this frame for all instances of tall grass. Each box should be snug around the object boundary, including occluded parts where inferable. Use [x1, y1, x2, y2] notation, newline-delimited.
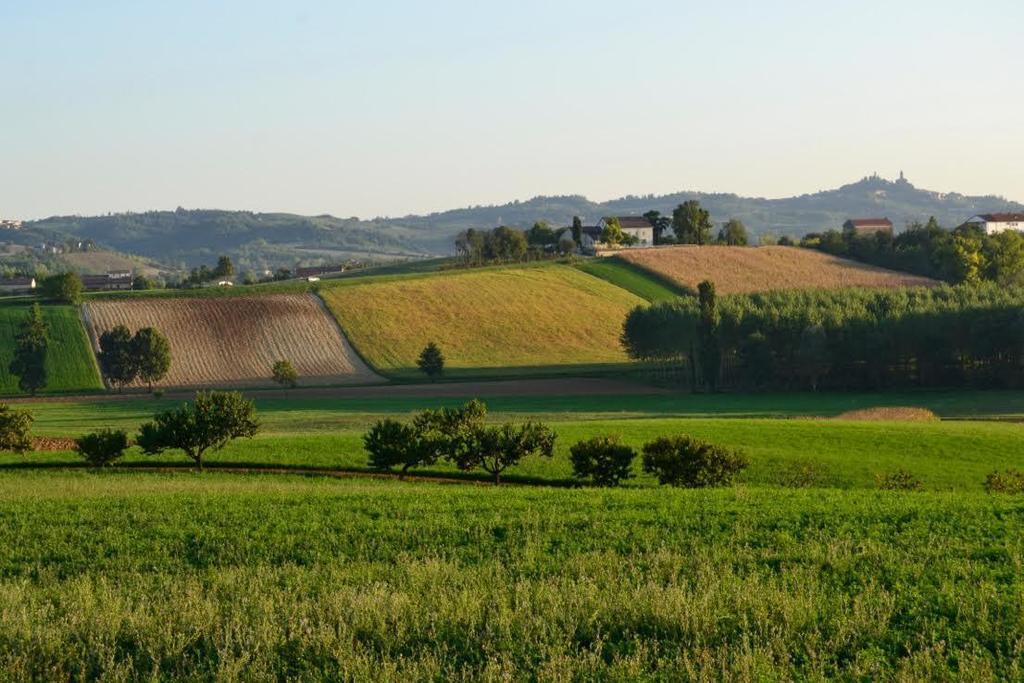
[0, 472, 1020, 679]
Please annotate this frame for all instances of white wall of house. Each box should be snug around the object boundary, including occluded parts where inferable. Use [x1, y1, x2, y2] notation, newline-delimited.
[966, 216, 1024, 235]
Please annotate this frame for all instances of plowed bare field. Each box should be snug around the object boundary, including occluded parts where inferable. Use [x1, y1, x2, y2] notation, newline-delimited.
[84, 295, 381, 388]
[617, 246, 938, 294]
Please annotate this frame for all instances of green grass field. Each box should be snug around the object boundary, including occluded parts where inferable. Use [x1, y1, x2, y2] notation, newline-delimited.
[0, 303, 102, 394]
[319, 264, 644, 378]
[575, 256, 688, 302]
[0, 471, 1021, 679]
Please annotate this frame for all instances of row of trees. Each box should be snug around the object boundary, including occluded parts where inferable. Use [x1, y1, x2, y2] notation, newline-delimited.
[622, 281, 1024, 391]
[97, 325, 172, 391]
[454, 224, 575, 265]
[8, 304, 49, 395]
[804, 218, 1024, 286]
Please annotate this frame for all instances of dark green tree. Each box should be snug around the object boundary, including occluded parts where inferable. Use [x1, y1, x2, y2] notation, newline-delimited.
[364, 418, 423, 475]
[97, 325, 137, 391]
[717, 219, 749, 246]
[673, 200, 713, 245]
[643, 210, 673, 243]
[451, 421, 555, 484]
[214, 256, 235, 279]
[527, 221, 557, 247]
[75, 428, 129, 467]
[40, 272, 83, 304]
[571, 216, 583, 245]
[137, 391, 259, 470]
[569, 435, 636, 487]
[9, 304, 49, 395]
[417, 341, 445, 381]
[697, 280, 720, 391]
[132, 327, 171, 391]
[641, 435, 748, 487]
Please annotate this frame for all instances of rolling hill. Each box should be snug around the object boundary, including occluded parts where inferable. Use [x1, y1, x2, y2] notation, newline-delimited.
[14, 174, 1023, 270]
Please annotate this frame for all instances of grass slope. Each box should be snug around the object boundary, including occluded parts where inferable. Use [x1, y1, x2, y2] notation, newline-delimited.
[574, 256, 686, 301]
[0, 471, 1021, 679]
[0, 303, 102, 394]
[320, 264, 645, 378]
[618, 245, 938, 294]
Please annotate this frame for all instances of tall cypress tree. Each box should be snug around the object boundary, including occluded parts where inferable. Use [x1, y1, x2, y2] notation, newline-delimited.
[697, 280, 720, 392]
[9, 304, 49, 395]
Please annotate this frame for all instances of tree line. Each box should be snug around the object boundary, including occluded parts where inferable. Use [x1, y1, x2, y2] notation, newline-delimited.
[802, 217, 1024, 286]
[622, 281, 1024, 391]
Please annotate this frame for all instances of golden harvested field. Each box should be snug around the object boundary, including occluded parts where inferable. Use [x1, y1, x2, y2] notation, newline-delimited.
[84, 295, 381, 388]
[617, 245, 938, 294]
[320, 265, 645, 376]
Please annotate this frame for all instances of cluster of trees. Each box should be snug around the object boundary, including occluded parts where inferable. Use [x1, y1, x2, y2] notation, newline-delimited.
[622, 280, 1024, 391]
[454, 223, 575, 265]
[803, 218, 1024, 286]
[0, 391, 258, 471]
[364, 400, 554, 484]
[644, 201, 750, 246]
[181, 256, 235, 287]
[97, 325, 172, 391]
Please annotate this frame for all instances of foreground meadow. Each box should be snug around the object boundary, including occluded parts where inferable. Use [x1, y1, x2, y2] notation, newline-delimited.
[0, 471, 1021, 679]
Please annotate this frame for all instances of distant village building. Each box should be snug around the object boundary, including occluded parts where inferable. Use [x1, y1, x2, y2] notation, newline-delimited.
[963, 213, 1024, 235]
[295, 265, 343, 280]
[0, 219, 23, 230]
[557, 217, 654, 255]
[82, 270, 134, 291]
[843, 218, 893, 236]
[0, 277, 36, 295]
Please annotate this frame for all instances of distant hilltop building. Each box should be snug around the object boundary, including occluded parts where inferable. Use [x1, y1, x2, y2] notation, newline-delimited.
[843, 218, 893, 236]
[82, 270, 134, 291]
[0, 219, 23, 230]
[558, 216, 654, 255]
[963, 213, 1024, 235]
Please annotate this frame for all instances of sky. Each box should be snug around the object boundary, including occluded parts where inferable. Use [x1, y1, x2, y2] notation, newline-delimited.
[2, 0, 1023, 220]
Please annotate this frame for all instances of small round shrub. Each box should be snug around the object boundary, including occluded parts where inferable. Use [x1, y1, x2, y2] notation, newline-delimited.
[984, 469, 1024, 495]
[569, 435, 636, 487]
[271, 360, 298, 388]
[0, 403, 33, 453]
[641, 435, 748, 488]
[75, 428, 129, 467]
[364, 418, 420, 474]
[876, 469, 924, 491]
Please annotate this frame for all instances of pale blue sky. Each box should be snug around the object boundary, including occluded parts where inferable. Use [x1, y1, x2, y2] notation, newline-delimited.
[2, 1, 1022, 220]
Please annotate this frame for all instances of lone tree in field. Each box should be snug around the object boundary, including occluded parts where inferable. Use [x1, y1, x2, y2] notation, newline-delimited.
[131, 327, 171, 391]
[417, 342, 445, 381]
[98, 325, 138, 391]
[271, 360, 298, 388]
[452, 421, 556, 484]
[214, 255, 235, 279]
[0, 403, 33, 453]
[673, 200, 713, 245]
[717, 219, 749, 246]
[137, 391, 259, 471]
[9, 304, 49, 395]
[40, 272, 83, 305]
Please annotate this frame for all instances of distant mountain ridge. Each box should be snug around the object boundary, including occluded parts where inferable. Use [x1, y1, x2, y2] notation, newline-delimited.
[13, 174, 1023, 269]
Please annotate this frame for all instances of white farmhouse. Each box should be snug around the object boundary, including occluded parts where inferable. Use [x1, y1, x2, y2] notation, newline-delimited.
[598, 216, 655, 247]
[963, 213, 1024, 235]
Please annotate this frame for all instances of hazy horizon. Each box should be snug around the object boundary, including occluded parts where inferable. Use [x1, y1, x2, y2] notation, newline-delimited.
[3, 1, 1022, 220]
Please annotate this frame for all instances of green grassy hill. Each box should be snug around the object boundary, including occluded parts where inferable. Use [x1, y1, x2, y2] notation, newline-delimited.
[0, 303, 102, 394]
[574, 256, 687, 301]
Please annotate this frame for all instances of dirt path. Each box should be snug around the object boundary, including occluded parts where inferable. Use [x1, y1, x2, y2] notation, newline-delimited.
[8, 377, 667, 404]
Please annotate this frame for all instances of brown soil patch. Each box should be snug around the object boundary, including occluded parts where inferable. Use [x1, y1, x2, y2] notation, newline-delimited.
[32, 437, 77, 451]
[832, 407, 939, 422]
[616, 245, 938, 294]
[83, 294, 382, 389]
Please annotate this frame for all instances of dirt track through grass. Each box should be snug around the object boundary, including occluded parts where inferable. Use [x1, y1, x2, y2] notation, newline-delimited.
[84, 294, 381, 388]
[618, 245, 938, 294]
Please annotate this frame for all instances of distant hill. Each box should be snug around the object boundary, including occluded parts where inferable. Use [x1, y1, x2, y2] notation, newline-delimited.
[14, 174, 1023, 268]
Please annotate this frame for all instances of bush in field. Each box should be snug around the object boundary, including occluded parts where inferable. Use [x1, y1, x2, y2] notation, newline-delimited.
[271, 360, 298, 388]
[641, 435, 748, 487]
[984, 469, 1024, 494]
[137, 391, 259, 470]
[75, 429, 129, 467]
[569, 436, 636, 487]
[417, 342, 445, 381]
[364, 418, 422, 475]
[876, 469, 924, 491]
[0, 404, 33, 453]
